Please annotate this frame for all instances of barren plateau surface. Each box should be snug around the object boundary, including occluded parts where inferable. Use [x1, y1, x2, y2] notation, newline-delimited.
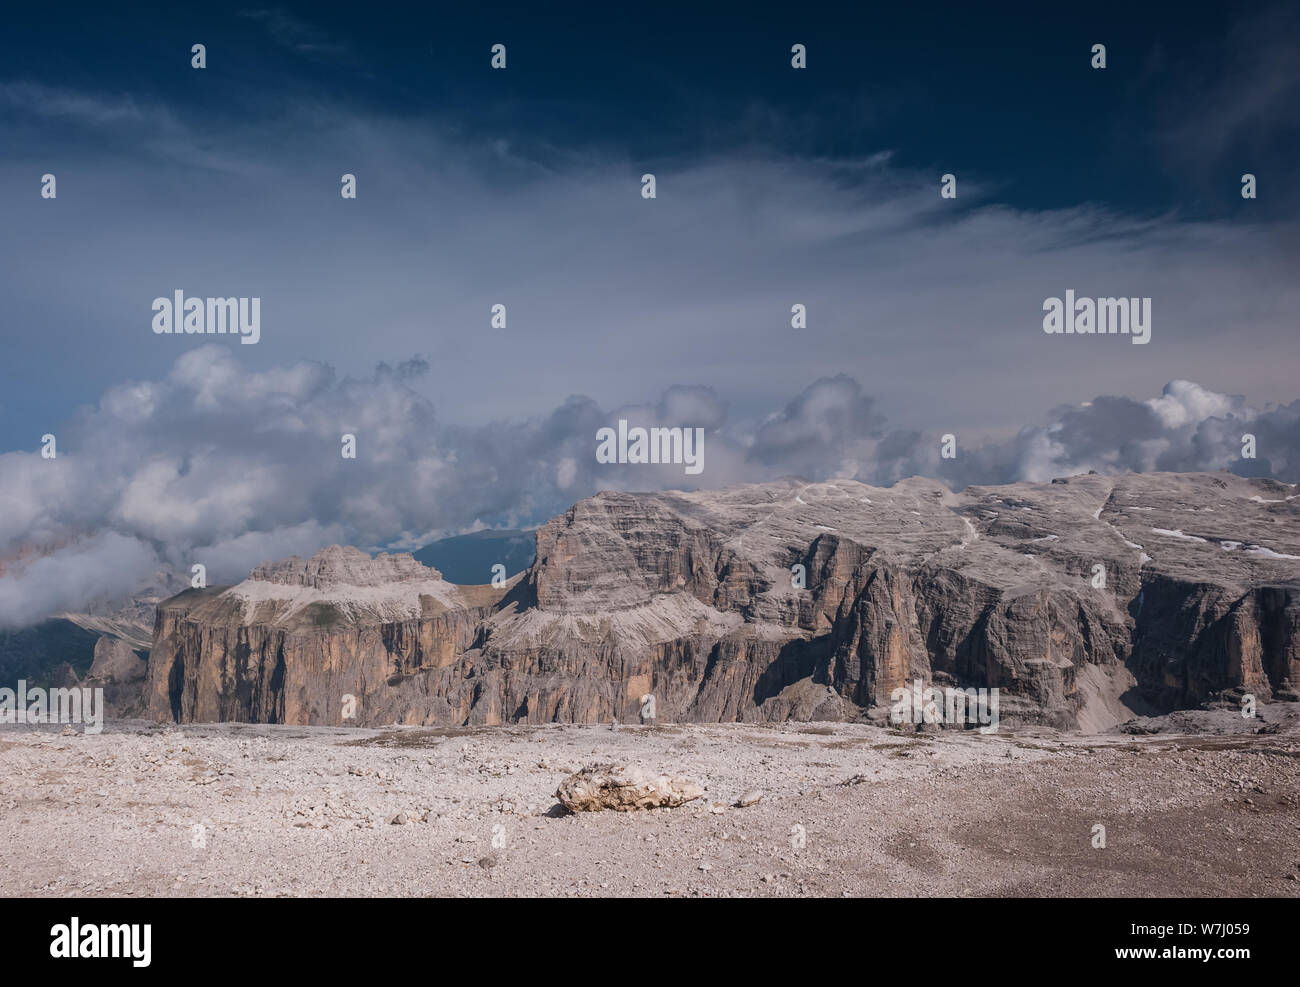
[3, 707, 1299, 898]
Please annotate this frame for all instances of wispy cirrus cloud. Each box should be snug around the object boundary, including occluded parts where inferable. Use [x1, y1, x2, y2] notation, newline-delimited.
[0, 81, 168, 127]
[237, 7, 354, 62]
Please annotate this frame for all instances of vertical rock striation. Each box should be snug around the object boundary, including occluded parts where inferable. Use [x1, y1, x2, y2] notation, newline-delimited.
[147, 473, 1300, 729]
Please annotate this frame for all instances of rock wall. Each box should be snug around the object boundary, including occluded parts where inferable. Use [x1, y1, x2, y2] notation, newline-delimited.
[147, 473, 1300, 729]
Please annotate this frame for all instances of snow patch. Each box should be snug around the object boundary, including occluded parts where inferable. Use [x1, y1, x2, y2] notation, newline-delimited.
[1151, 528, 1208, 543]
[227, 575, 462, 626]
[1244, 545, 1300, 561]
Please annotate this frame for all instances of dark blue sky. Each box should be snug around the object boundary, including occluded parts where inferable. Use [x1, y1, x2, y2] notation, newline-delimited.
[3, 1, 1293, 217]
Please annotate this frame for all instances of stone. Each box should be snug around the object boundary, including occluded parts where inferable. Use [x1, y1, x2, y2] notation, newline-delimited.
[87, 635, 147, 684]
[554, 764, 704, 812]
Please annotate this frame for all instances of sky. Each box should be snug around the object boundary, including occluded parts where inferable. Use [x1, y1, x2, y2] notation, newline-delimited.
[0, 1, 1297, 622]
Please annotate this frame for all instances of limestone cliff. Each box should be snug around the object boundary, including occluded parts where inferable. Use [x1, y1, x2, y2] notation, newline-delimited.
[146, 473, 1300, 729]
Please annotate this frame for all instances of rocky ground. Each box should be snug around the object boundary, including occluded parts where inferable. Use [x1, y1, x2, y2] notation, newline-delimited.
[3, 706, 1299, 898]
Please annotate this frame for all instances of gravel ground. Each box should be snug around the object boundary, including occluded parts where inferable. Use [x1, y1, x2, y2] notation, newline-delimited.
[3, 710, 1299, 898]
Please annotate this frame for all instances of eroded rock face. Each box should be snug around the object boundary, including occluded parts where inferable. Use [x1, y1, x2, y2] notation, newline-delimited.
[146, 549, 504, 726]
[147, 472, 1300, 729]
[250, 545, 440, 589]
[88, 635, 146, 684]
[555, 764, 705, 812]
[78, 634, 151, 717]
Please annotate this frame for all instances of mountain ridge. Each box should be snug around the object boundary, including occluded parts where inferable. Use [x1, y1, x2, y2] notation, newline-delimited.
[145, 471, 1300, 731]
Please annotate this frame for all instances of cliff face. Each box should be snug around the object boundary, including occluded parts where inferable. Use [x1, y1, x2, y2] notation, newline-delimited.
[146, 473, 1300, 729]
[146, 548, 504, 725]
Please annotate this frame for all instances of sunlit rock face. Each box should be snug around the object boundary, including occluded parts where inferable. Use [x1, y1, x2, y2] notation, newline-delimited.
[147, 472, 1300, 730]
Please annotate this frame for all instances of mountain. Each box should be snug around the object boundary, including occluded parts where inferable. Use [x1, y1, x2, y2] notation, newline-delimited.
[410, 529, 535, 585]
[0, 619, 102, 689]
[146, 472, 1300, 730]
[0, 566, 178, 703]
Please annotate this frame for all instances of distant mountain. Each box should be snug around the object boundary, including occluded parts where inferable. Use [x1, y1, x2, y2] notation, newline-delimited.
[411, 529, 535, 586]
[0, 562, 177, 698]
[0, 618, 102, 688]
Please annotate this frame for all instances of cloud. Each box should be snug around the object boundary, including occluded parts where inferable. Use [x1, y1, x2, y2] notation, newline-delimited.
[747, 375, 886, 476]
[861, 380, 1285, 490]
[0, 340, 1295, 627]
[1154, 3, 1300, 177]
[1146, 379, 1241, 429]
[0, 533, 161, 627]
[237, 8, 353, 61]
[3, 84, 1298, 458]
[0, 347, 740, 609]
[0, 81, 158, 126]
[1, 56, 1297, 625]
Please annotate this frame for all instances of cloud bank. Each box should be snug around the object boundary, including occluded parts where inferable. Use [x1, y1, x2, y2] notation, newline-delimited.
[0, 346, 1294, 625]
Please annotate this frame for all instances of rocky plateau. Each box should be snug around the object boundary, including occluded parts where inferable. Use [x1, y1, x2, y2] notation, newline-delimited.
[143, 471, 1300, 731]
